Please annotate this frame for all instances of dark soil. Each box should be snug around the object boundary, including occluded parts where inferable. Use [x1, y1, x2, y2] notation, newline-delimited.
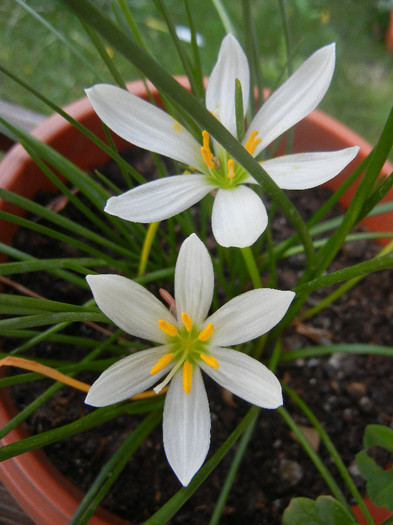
[3, 148, 393, 524]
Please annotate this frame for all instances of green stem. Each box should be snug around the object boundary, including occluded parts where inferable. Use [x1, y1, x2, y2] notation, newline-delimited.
[138, 222, 160, 277]
[240, 246, 262, 288]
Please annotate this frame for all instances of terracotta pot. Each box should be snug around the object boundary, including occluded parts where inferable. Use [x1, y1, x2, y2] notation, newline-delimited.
[0, 78, 392, 524]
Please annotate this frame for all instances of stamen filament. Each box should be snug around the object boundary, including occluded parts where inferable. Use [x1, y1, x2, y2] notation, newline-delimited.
[154, 358, 183, 394]
[151, 353, 174, 375]
[198, 323, 214, 341]
[227, 159, 235, 179]
[183, 361, 193, 394]
[200, 353, 219, 370]
[158, 320, 178, 337]
[201, 130, 215, 170]
[181, 312, 193, 332]
[244, 130, 262, 156]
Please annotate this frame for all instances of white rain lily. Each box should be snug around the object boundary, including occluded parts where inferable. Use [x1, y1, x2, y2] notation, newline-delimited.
[86, 35, 359, 248]
[85, 234, 294, 486]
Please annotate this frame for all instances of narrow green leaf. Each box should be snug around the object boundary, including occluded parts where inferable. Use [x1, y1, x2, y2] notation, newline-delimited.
[13, 0, 104, 79]
[0, 311, 106, 331]
[279, 344, 393, 362]
[0, 186, 137, 262]
[209, 409, 259, 525]
[294, 254, 393, 295]
[79, 17, 126, 88]
[0, 258, 105, 276]
[154, 0, 202, 99]
[0, 400, 163, 461]
[0, 295, 98, 314]
[235, 78, 245, 141]
[70, 410, 161, 525]
[316, 105, 393, 272]
[0, 64, 146, 185]
[0, 210, 127, 273]
[279, 407, 348, 507]
[211, 0, 237, 35]
[283, 384, 373, 522]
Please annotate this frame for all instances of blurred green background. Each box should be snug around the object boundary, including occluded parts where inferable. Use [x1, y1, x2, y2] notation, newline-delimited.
[0, 0, 392, 147]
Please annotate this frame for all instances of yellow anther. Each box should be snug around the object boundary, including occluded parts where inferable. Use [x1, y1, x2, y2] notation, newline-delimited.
[227, 159, 235, 179]
[198, 323, 214, 342]
[183, 361, 193, 394]
[151, 353, 174, 375]
[181, 312, 193, 332]
[200, 353, 219, 370]
[244, 130, 262, 156]
[201, 130, 215, 170]
[158, 320, 178, 337]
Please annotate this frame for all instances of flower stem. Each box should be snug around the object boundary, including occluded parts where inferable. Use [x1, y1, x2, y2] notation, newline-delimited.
[138, 222, 160, 277]
[240, 246, 262, 288]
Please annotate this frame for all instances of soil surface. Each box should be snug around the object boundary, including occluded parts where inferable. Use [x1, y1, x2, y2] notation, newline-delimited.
[3, 148, 393, 524]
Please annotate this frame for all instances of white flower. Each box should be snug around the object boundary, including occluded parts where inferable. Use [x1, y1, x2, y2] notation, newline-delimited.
[86, 35, 359, 248]
[86, 35, 358, 247]
[85, 234, 294, 486]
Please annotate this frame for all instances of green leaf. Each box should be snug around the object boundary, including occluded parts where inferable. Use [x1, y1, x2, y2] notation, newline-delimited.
[356, 424, 393, 511]
[282, 496, 358, 525]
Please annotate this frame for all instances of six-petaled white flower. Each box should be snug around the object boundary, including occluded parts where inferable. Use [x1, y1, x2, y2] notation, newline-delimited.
[86, 35, 359, 248]
[85, 234, 295, 486]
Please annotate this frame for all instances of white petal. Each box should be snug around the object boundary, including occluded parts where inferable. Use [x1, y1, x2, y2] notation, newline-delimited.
[86, 84, 204, 170]
[201, 347, 283, 408]
[246, 43, 336, 155]
[207, 289, 295, 346]
[163, 366, 210, 486]
[175, 234, 214, 324]
[85, 346, 173, 406]
[105, 175, 215, 222]
[260, 147, 359, 189]
[206, 34, 250, 137]
[211, 186, 268, 248]
[86, 274, 175, 344]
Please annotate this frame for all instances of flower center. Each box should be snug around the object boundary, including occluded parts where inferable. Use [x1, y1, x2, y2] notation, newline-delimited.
[151, 312, 217, 394]
[200, 130, 261, 188]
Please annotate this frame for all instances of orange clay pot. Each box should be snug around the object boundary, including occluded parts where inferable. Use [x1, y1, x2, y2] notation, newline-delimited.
[0, 78, 392, 524]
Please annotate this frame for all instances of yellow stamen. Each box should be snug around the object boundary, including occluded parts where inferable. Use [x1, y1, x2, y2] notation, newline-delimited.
[227, 159, 235, 179]
[244, 130, 262, 156]
[200, 353, 219, 369]
[201, 130, 215, 170]
[150, 353, 174, 375]
[183, 361, 193, 394]
[198, 323, 214, 341]
[181, 312, 193, 332]
[158, 320, 178, 337]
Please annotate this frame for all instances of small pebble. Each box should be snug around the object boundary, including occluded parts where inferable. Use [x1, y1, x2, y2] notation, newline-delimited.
[278, 459, 304, 488]
[346, 381, 367, 400]
[359, 396, 374, 413]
